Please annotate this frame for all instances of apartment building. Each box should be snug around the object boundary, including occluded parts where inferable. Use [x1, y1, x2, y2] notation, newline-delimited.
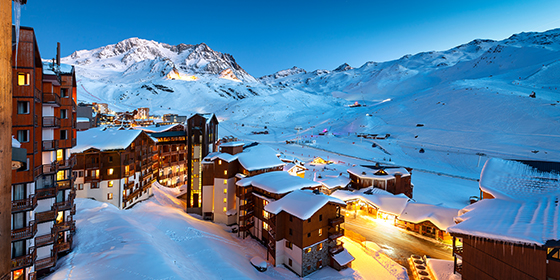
[71, 128, 157, 210]
[10, 26, 77, 280]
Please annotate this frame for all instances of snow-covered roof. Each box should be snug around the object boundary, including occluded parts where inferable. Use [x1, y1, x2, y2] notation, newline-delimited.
[219, 141, 244, 147]
[264, 189, 345, 220]
[133, 123, 182, 133]
[211, 153, 237, 163]
[347, 166, 410, 181]
[237, 144, 284, 172]
[331, 248, 355, 266]
[236, 171, 321, 194]
[331, 188, 409, 216]
[71, 127, 146, 153]
[479, 158, 560, 200]
[12, 136, 21, 148]
[398, 202, 459, 231]
[318, 176, 351, 190]
[448, 197, 560, 246]
[77, 117, 90, 123]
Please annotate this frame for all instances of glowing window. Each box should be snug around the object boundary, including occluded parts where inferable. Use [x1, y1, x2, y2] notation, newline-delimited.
[224, 170, 227, 175]
[218, 160, 222, 165]
[108, 168, 114, 175]
[223, 188, 227, 194]
[223, 179, 227, 185]
[263, 210, 270, 220]
[17, 73, 29, 86]
[108, 181, 113, 188]
[108, 193, 113, 200]
[56, 170, 65, 181]
[223, 198, 227, 203]
[318, 243, 323, 251]
[319, 228, 322, 236]
[223, 207, 227, 212]
[56, 149, 63, 162]
[95, 170, 100, 178]
[56, 211, 64, 224]
[305, 248, 311, 254]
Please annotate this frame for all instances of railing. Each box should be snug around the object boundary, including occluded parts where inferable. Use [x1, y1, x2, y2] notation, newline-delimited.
[42, 92, 61, 106]
[11, 221, 37, 241]
[54, 235, 73, 253]
[142, 172, 152, 181]
[55, 217, 73, 232]
[54, 200, 72, 211]
[42, 139, 59, 151]
[125, 181, 135, 190]
[33, 165, 43, 178]
[329, 216, 344, 227]
[42, 116, 60, 127]
[329, 241, 344, 255]
[58, 156, 76, 169]
[12, 194, 37, 213]
[28, 272, 37, 280]
[57, 180, 71, 191]
[36, 209, 57, 223]
[239, 211, 254, 221]
[84, 176, 101, 183]
[35, 229, 56, 247]
[328, 228, 344, 241]
[43, 161, 59, 174]
[454, 246, 464, 256]
[11, 246, 36, 270]
[239, 202, 253, 211]
[35, 253, 57, 271]
[36, 186, 57, 199]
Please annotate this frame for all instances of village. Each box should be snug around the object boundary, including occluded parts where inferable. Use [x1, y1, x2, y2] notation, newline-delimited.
[2, 6, 560, 280]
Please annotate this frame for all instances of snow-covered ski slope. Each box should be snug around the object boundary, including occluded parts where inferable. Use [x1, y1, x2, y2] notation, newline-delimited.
[64, 28, 560, 180]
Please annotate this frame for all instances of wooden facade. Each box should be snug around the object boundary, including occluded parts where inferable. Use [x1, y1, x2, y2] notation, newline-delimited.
[348, 167, 413, 198]
[10, 26, 78, 279]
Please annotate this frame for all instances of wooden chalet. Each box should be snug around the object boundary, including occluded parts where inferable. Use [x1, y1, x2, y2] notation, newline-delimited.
[347, 164, 413, 198]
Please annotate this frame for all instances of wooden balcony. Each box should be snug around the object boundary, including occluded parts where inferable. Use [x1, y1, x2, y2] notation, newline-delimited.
[70, 204, 76, 215]
[54, 235, 73, 253]
[42, 92, 60, 107]
[35, 231, 55, 247]
[33, 165, 42, 178]
[42, 139, 58, 151]
[239, 202, 253, 211]
[43, 161, 59, 174]
[58, 156, 76, 169]
[11, 221, 37, 241]
[36, 186, 56, 199]
[35, 252, 57, 271]
[329, 215, 344, 227]
[55, 217, 74, 233]
[42, 116, 60, 128]
[36, 209, 56, 223]
[329, 241, 344, 255]
[239, 211, 254, 222]
[328, 228, 344, 241]
[125, 181, 135, 190]
[12, 194, 37, 213]
[84, 176, 101, 183]
[57, 180, 71, 191]
[11, 246, 36, 271]
[453, 246, 463, 257]
[54, 199, 72, 211]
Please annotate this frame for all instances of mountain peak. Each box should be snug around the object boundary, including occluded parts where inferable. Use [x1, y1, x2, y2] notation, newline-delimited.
[333, 63, 352, 72]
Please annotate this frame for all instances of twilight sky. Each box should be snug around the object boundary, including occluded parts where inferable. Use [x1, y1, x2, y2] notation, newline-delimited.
[16, 0, 560, 77]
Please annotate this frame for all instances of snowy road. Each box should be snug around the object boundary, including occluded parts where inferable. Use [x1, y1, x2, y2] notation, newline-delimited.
[343, 214, 452, 276]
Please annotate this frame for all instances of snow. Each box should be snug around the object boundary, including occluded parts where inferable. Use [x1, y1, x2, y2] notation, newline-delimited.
[13, 1, 21, 68]
[237, 144, 285, 171]
[479, 158, 560, 200]
[210, 152, 237, 163]
[76, 117, 90, 123]
[318, 175, 351, 190]
[237, 171, 321, 194]
[398, 202, 459, 231]
[250, 256, 267, 270]
[133, 123, 182, 133]
[220, 141, 244, 147]
[264, 189, 345, 220]
[426, 259, 461, 280]
[347, 166, 410, 180]
[12, 136, 21, 148]
[332, 248, 355, 266]
[71, 127, 145, 153]
[331, 188, 410, 216]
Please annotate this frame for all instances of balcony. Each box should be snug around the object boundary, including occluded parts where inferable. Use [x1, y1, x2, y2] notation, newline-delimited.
[36, 186, 56, 199]
[54, 200, 72, 211]
[42, 116, 60, 128]
[328, 228, 344, 241]
[70, 204, 76, 215]
[12, 194, 37, 213]
[42, 140, 58, 151]
[54, 235, 73, 253]
[36, 209, 56, 223]
[329, 216, 344, 227]
[11, 221, 37, 241]
[55, 217, 73, 233]
[58, 156, 76, 169]
[239, 202, 254, 211]
[42, 92, 60, 106]
[125, 181, 135, 190]
[142, 172, 152, 181]
[453, 246, 464, 257]
[329, 241, 344, 255]
[84, 176, 101, 183]
[57, 180, 71, 191]
[11, 246, 36, 271]
[35, 231, 55, 247]
[43, 161, 59, 174]
[35, 252, 57, 271]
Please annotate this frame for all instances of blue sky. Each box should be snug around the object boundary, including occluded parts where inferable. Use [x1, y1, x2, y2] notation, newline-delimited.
[16, 0, 560, 77]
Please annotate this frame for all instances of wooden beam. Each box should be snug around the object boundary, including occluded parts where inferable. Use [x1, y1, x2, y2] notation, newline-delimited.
[0, 0, 12, 278]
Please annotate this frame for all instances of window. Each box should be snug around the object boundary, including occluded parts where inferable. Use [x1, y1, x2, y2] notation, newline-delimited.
[61, 88, 68, 98]
[285, 241, 292, 249]
[108, 168, 114, 175]
[317, 260, 322, 268]
[223, 207, 226, 212]
[223, 198, 227, 203]
[56, 170, 65, 181]
[263, 210, 270, 220]
[11, 240, 24, 258]
[317, 243, 323, 251]
[308, 218, 311, 223]
[307, 232, 311, 238]
[16, 130, 28, 143]
[108, 156, 113, 163]
[263, 222, 270, 231]
[224, 170, 227, 175]
[108, 181, 113, 188]
[12, 268, 24, 280]
[223, 179, 227, 185]
[95, 170, 100, 178]
[288, 258, 292, 267]
[319, 228, 322, 236]
[57, 149, 64, 162]
[319, 215, 322, 222]
[218, 160, 222, 165]
[60, 130, 68, 140]
[305, 248, 311, 254]
[60, 109, 68, 119]
[56, 211, 64, 224]
[289, 228, 292, 235]
[548, 248, 560, 260]
[223, 188, 227, 194]
[108, 193, 113, 200]
[91, 182, 98, 189]
[289, 215, 293, 222]
[77, 184, 84, 190]
[16, 101, 29, 114]
[17, 73, 29, 86]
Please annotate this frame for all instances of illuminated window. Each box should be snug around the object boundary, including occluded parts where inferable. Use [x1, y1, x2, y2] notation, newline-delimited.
[224, 170, 227, 175]
[108, 193, 113, 200]
[12, 269, 24, 280]
[95, 170, 100, 178]
[108, 168, 114, 175]
[218, 160, 222, 165]
[223, 179, 227, 185]
[317, 243, 323, 251]
[223, 198, 227, 203]
[263, 210, 270, 220]
[108, 181, 113, 188]
[286, 241, 292, 249]
[56, 211, 64, 224]
[223, 188, 227, 194]
[264, 222, 270, 231]
[223, 207, 227, 212]
[17, 73, 29, 86]
[319, 228, 322, 236]
[56, 170, 65, 181]
[125, 165, 129, 174]
[56, 149, 63, 162]
[123, 190, 126, 197]
[305, 248, 311, 254]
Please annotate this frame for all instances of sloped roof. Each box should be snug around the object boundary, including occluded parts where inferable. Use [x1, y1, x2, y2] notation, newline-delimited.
[399, 203, 459, 231]
[71, 127, 146, 153]
[133, 123, 183, 133]
[236, 171, 320, 194]
[264, 189, 345, 220]
[237, 144, 284, 172]
[347, 166, 410, 180]
[331, 188, 409, 216]
[318, 176, 351, 190]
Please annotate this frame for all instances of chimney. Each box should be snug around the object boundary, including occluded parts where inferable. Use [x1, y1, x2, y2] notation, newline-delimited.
[56, 42, 60, 66]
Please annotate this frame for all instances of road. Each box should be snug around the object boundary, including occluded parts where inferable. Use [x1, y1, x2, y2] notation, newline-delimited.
[343, 212, 453, 275]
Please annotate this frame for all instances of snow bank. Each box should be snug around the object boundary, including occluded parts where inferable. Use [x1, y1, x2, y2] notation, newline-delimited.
[426, 258, 461, 280]
[237, 171, 321, 194]
[264, 189, 345, 220]
[12, 136, 21, 148]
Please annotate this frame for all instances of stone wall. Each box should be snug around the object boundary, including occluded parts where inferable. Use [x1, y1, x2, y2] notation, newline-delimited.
[301, 240, 330, 276]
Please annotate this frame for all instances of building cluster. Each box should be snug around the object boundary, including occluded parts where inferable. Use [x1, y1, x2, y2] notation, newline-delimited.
[9, 27, 78, 280]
